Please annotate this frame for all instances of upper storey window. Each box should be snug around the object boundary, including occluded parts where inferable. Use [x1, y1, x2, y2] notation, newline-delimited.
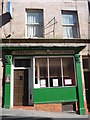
[62, 11, 80, 39]
[26, 9, 44, 38]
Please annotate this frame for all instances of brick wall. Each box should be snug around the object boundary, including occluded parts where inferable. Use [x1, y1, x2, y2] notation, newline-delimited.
[13, 102, 89, 114]
[13, 103, 62, 112]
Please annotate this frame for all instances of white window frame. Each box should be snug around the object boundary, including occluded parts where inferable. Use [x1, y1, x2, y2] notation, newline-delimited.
[25, 9, 44, 38]
[62, 11, 80, 39]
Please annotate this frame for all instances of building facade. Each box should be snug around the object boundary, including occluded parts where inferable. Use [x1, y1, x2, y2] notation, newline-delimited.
[0, 0, 89, 115]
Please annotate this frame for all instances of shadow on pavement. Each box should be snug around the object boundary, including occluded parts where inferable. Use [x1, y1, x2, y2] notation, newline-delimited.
[1, 116, 89, 120]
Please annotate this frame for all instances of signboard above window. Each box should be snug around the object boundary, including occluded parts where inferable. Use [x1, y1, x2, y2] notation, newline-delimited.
[15, 59, 31, 67]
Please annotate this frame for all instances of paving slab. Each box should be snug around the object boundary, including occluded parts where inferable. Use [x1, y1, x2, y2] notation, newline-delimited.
[0, 108, 89, 120]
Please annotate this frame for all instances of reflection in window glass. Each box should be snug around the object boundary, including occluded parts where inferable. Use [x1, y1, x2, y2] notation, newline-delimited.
[35, 57, 76, 88]
[35, 58, 48, 87]
[62, 11, 80, 38]
[49, 58, 62, 87]
[62, 57, 75, 86]
[26, 9, 44, 38]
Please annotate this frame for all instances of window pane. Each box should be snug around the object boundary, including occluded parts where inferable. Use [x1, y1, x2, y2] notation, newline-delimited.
[72, 26, 79, 38]
[35, 57, 76, 88]
[35, 58, 48, 87]
[27, 25, 43, 37]
[15, 59, 31, 67]
[83, 59, 89, 69]
[62, 12, 77, 25]
[62, 11, 79, 38]
[27, 11, 43, 24]
[62, 14, 73, 25]
[63, 26, 79, 38]
[62, 57, 75, 86]
[63, 26, 73, 38]
[27, 10, 43, 38]
[49, 58, 62, 87]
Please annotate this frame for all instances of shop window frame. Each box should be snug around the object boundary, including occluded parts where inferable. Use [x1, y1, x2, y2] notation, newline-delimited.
[34, 56, 77, 88]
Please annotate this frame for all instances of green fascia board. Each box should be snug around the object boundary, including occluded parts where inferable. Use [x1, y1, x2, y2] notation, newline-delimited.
[33, 86, 77, 104]
[13, 54, 75, 57]
[2, 46, 85, 54]
[2, 38, 90, 43]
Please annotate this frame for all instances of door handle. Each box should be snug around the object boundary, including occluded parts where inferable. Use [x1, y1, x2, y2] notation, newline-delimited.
[85, 89, 88, 91]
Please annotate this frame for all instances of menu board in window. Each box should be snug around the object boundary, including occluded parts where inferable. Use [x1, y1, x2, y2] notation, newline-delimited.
[64, 79, 72, 85]
[53, 79, 58, 87]
[40, 79, 46, 87]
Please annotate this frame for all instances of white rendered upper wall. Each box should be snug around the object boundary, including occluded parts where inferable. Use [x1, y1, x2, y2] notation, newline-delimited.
[1, 0, 88, 39]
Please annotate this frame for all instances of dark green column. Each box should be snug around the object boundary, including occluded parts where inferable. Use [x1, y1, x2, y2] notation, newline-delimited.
[4, 55, 12, 108]
[75, 54, 85, 115]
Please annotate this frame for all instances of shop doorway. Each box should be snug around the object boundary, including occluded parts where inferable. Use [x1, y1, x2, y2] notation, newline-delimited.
[84, 71, 90, 112]
[14, 69, 28, 106]
[13, 58, 33, 106]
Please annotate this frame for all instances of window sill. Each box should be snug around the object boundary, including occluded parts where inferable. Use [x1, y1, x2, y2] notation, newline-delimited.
[34, 85, 76, 89]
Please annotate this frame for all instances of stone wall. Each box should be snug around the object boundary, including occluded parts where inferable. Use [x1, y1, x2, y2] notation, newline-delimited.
[1, 0, 88, 39]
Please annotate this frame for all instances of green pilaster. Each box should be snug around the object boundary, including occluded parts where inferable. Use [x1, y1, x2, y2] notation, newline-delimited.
[75, 54, 85, 115]
[4, 55, 12, 109]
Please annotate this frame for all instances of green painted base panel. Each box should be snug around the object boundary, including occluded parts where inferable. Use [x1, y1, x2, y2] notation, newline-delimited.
[33, 86, 77, 104]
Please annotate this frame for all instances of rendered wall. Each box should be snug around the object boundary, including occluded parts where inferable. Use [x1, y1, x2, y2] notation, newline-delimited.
[2, 0, 88, 39]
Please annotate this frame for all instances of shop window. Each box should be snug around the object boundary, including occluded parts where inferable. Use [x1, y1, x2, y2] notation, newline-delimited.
[62, 57, 76, 86]
[35, 57, 76, 88]
[49, 58, 62, 87]
[35, 58, 48, 87]
[26, 9, 44, 38]
[62, 11, 80, 38]
[15, 59, 31, 67]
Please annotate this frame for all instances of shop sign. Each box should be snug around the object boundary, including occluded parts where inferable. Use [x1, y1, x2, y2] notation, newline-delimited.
[5, 74, 10, 83]
[64, 79, 72, 85]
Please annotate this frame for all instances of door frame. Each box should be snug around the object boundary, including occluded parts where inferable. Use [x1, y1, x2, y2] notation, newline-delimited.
[11, 57, 32, 107]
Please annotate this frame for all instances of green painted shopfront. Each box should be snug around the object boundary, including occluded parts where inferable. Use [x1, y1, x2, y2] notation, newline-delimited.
[2, 39, 86, 115]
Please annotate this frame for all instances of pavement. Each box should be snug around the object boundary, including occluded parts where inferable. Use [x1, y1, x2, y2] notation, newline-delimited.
[0, 108, 90, 120]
